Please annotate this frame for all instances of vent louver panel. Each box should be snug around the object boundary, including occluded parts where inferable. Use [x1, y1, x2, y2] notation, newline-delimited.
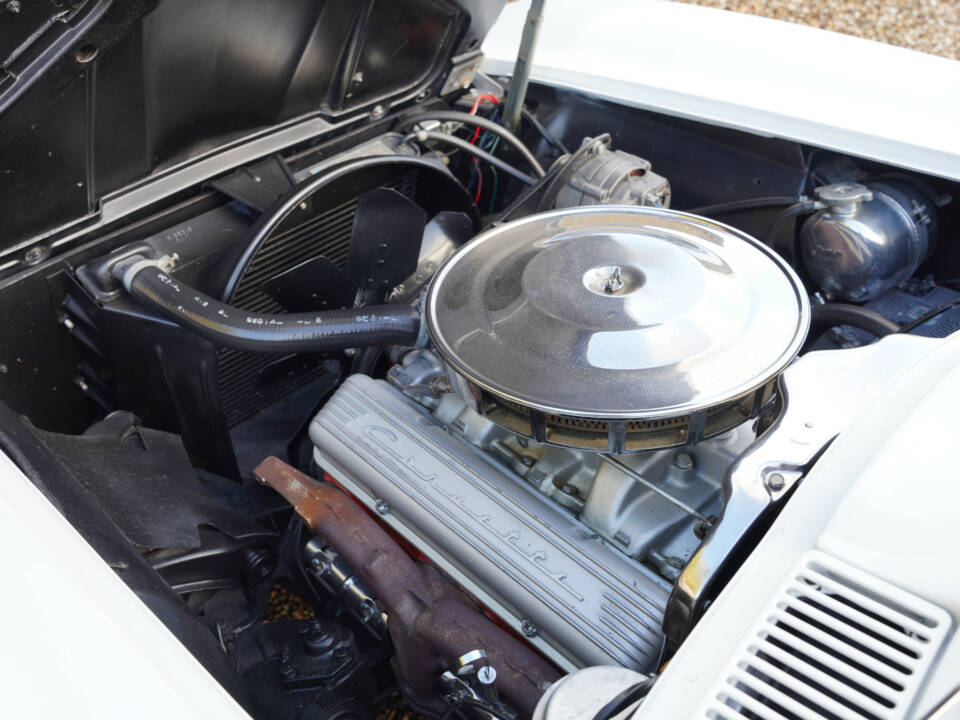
[701, 551, 951, 720]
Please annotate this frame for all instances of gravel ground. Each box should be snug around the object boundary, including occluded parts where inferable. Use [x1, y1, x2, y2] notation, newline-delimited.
[679, 0, 960, 60]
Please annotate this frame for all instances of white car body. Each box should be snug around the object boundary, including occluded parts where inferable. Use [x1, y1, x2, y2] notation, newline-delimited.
[3, 2, 959, 717]
[0, 449, 249, 718]
[483, 0, 960, 182]
[485, 5, 960, 716]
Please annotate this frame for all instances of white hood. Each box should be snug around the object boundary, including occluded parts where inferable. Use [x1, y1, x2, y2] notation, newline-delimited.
[483, 0, 960, 181]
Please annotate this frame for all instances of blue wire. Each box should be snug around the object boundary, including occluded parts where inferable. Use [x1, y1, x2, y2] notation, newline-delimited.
[467, 108, 502, 195]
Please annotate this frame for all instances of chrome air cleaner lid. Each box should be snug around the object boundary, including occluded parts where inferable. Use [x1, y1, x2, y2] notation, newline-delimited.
[425, 206, 809, 452]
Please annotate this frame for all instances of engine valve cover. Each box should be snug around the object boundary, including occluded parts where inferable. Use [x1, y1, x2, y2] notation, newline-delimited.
[310, 374, 671, 671]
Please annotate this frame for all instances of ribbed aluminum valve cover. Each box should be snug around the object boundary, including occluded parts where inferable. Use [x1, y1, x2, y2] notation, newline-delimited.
[310, 374, 671, 671]
[425, 206, 809, 452]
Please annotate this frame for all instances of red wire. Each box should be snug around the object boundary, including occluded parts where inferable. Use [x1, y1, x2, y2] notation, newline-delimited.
[467, 93, 498, 206]
[474, 165, 483, 204]
[469, 94, 500, 145]
[469, 93, 500, 114]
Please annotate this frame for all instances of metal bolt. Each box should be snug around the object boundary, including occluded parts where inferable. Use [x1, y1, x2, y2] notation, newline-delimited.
[693, 520, 708, 540]
[243, 548, 275, 584]
[429, 376, 452, 394]
[673, 452, 694, 471]
[370, 104, 386, 119]
[6, 1, 21, 13]
[766, 472, 786, 491]
[521, 455, 535, 467]
[520, 620, 538, 637]
[603, 266, 624, 293]
[61, 316, 76, 332]
[359, 599, 377, 620]
[24, 246, 47, 265]
[375, 500, 390, 515]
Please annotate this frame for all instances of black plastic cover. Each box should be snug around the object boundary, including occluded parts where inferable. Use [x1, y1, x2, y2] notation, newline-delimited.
[0, 0, 506, 244]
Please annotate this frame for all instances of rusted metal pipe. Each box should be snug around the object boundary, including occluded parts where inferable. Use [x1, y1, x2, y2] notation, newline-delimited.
[254, 457, 560, 717]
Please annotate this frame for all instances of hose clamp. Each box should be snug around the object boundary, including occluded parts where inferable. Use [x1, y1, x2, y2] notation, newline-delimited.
[117, 254, 179, 293]
[415, 291, 430, 347]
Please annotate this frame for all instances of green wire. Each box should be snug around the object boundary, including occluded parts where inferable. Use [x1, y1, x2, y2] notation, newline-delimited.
[486, 135, 501, 212]
[488, 166, 499, 214]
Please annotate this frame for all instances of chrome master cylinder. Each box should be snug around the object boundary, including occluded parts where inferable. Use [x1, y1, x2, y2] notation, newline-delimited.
[800, 179, 938, 301]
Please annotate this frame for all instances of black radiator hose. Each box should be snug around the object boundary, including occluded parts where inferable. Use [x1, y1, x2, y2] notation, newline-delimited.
[115, 258, 421, 354]
[808, 303, 900, 342]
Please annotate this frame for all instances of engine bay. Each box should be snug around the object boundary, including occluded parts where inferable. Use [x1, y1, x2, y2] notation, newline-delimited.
[1, 5, 959, 717]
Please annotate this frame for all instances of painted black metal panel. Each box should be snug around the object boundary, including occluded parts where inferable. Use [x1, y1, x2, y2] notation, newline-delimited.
[0, 0, 501, 246]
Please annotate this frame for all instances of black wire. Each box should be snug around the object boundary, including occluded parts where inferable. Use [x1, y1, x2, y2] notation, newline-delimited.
[591, 678, 657, 720]
[760, 200, 821, 271]
[398, 109, 546, 177]
[535, 135, 611, 211]
[899, 298, 960, 333]
[483, 158, 567, 229]
[806, 304, 900, 352]
[351, 345, 383, 376]
[763, 200, 820, 248]
[225, 155, 477, 298]
[441, 698, 504, 720]
[440, 706, 465, 720]
[402, 130, 537, 186]
[521, 108, 569, 155]
[234, 513, 303, 635]
[684, 196, 800, 217]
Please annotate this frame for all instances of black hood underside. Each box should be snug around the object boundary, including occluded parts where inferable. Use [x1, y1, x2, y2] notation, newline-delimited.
[0, 0, 506, 246]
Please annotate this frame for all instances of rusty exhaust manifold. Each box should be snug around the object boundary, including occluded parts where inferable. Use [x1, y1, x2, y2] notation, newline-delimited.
[254, 457, 560, 717]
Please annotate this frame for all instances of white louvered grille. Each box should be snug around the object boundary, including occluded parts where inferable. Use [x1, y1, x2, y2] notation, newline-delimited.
[702, 551, 951, 720]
